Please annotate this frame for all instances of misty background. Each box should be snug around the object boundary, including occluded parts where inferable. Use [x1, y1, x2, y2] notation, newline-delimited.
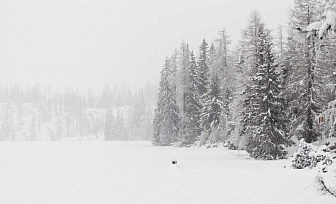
[0, 0, 292, 141]
[0, 0, 291, 90]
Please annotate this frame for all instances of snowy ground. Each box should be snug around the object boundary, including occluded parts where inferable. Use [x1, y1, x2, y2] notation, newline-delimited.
[0, 142, 335, 204]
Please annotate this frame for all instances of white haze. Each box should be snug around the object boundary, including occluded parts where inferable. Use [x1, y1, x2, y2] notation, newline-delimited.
[0, 0, 292, 91]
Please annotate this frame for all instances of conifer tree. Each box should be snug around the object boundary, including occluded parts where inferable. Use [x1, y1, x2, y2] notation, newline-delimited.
[241, 11, 266, 140]
[153, 58, 180, 146]
[176, 42, 190, 117]
[200, 71, 224, 141]
[197, 39, 211, 134]
[181, 51, 202, 145]
[245, 29, 288, 159]
[286, 0, 320, 143]
[197, 39, 210, 98]
[176, 43, 190, 143]
[215, 29, 233, 140]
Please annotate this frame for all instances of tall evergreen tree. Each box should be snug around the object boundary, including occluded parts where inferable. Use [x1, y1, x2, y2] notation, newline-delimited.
[241, 11, 266, 141]
[215, 29, 233, 140]
[176, 42, 190, 117]
[197, 39, 211, 134]
[245, 29, 288, 159]
[176, 42, 191, 143]
[286, 0, 320, 143]
[197, 39, 210, 98]
[153, 58, 180, 146]
[200, 71, 224, 141]
[181, 51, 202, 145]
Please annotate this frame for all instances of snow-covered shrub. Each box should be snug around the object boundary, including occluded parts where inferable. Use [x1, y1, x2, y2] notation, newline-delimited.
[291, 139, 336, 196]
[291, 139, 333, 169]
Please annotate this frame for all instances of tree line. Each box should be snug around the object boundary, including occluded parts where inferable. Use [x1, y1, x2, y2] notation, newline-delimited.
[0, 82, 157, 141]
[153, 0, 336, 160]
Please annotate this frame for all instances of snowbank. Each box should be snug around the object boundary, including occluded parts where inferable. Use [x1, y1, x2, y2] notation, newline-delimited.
[0, 141, 334, 203]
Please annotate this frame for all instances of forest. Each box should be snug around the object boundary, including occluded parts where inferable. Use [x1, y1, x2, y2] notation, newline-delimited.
[152, 0, 336, 196]
[3, 0, 336, 202]
[0, 82, 157, 141]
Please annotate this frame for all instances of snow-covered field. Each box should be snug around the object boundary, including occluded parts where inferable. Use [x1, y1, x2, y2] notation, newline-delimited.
[0, 142, 334, 204]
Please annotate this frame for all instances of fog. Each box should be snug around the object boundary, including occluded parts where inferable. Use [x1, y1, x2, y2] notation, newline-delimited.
[0, 0, 292, 91]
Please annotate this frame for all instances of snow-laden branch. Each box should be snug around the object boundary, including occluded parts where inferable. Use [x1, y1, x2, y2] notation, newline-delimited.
[300, 1, 336, 39]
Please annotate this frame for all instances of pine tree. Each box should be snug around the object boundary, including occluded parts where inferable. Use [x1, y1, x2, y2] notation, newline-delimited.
[153, 58, 180, 146]
[200, 71, 224, 141]
[286, 0, 320, 143]
[197, 39, 211, 134]
[197, 39, 210, 98]
[175, 42, 191, 143]
[181, 51, 202, 145]
[215, 29, 233, 141]
[176, 42, 190, 118]
[241, 11, 266, 141]
[245, 29, 288, 159]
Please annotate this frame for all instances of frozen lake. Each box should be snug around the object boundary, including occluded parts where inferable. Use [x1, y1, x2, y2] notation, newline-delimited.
[0, 141, 334, 204]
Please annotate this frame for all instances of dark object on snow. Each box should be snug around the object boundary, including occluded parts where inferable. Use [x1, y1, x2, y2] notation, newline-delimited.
[172, 160, 177, 165]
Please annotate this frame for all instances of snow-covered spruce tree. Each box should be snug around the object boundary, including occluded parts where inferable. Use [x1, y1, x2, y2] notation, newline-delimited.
[104, 108, 113, 141]
[291, 138, 334, 169]
[153, 58, 180, 146]
[175, 42, 191, 143]
[197, 39, 210, 100]
[214, 30, 234, 141]
[180, 51, 202, 146]
[245, 28, 288, 159]
[240, 11, 266, 143]
[197, 39, 211, 138]
[200, 71, 224, 142]
[285, 0, 320, 143]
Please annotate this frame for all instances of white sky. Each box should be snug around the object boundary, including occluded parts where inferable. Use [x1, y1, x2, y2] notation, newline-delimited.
[0, 0, 292, 91]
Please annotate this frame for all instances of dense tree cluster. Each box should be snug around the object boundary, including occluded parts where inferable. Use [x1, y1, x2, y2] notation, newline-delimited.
[0, 83, 157, 141]
[153, 0, 336, 160]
